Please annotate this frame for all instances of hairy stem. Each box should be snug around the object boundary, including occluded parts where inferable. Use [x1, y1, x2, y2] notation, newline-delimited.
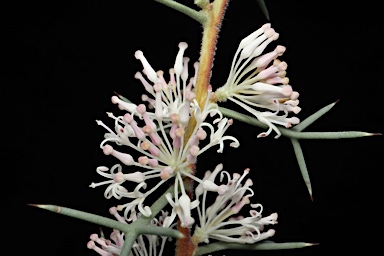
[194, 0, 229, 108]
[177, 1, 230, 256]
[176, 166, 196, 256]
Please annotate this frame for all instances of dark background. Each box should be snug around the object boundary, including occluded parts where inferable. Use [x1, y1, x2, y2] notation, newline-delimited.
[5, 1, 383, 255]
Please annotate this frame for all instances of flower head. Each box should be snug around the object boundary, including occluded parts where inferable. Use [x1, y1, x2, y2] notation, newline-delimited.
[192, 164, 277, 244]
[213, 23, 300, 138]
[91, 42, 238, 226]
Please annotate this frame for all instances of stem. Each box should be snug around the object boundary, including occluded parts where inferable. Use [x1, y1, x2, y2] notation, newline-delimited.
[154, 0, 207, 24]
[219, 107, 372, 139]
[120, 232, 137, 256]
[31, 185, 182, 256]
[293, 100, 338, 132]
[255, 0, 270, 20]
[177, 1, 230, 256]
[30, 204, 129, 231]
[176, 219, 196, 256]
[196, 241, 317, 255]
[194, 0, 229, 108]
[136, 225, 184, 238]
[133, 185, 175, 226]
[176, 171, 196, 256]
[184, 0, 230, 142]
[291, 138, 313, 200]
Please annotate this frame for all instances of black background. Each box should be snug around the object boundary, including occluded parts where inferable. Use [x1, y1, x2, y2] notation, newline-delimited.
[5, 1, 383, 255]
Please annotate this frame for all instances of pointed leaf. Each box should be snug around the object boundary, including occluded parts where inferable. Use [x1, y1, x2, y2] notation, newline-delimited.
[256, 0, 270, 20]
[291, 138, 312, 200]
[30, 204, 130, 231]
[196, 241, 317, 255]
[294, 100, 338, 132]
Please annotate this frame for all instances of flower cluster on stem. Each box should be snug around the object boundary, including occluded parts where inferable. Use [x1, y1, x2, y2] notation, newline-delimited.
[90, 42, 239, 227]
[213, 23, 301, 138]
[192, 164, 277, 244]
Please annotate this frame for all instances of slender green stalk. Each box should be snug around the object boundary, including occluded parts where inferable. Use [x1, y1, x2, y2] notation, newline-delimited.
[194, 0, 210, 8]
[120, 232, 137, 256]
[293, 100, 338, 132]
[196, 241, 317, 255]
[291, 138, 312, 200]
[286, 131, 372, 139]
[256, 0, 270, 20]
[31, 185, 183, 256]
[154, 0, 207, 24]
[30, 204, 130, 232]
[136, 225, 184, 238]
[219, 107, 372, 139]
[220, 104, 376, 200]
[133, 185, 175, 226]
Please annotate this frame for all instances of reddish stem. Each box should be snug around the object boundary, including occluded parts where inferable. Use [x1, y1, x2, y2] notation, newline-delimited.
[176, 167, 196, 256]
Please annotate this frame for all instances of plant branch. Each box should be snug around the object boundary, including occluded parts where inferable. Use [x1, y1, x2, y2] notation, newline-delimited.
[120, 232, 138, 256]
[256, 0, 270, 20]
[194, 0, 229, 108]
[220, 104, 376, 200]
[154, 0, 207, 24]
[136, 225, 185, 238]
[30, 204, 130, 232]
[178, 1, 230, 255]
[30, 185, 184, 256]
[291, 138, 312, 200]
[133, 185, 175, 226]
[219, 107, 373, 139]
[293, 100, 338, 132]
[196, 241, 318, 255]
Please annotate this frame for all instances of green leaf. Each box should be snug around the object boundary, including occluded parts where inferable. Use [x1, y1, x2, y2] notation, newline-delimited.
[293, 100, 338, 132]
[196, 241, 318, 255]
[154, 0, 207, 24]
[256, 0, 270, 20]
[291, 138, 312, 200]
[30, 185, 182, 256]
[219, 107, 371, 139]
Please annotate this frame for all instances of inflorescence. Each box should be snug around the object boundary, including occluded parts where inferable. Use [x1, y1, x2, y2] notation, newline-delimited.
[88, 23, 298, 255]
[214, 23, 300, 138]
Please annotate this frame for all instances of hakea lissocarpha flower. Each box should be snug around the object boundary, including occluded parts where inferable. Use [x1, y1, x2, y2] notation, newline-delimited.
[213, 23, 301, 138]
[192, 164, 278, 244]
[90, 42, 239, 226]
[87, 208, 175, 256]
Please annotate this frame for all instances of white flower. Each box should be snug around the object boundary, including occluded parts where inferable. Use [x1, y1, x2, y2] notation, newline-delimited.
[192, 164, 278, 244]
[91, 42, 239, 224]
[165, 172, 200, 228]
[200, 117, 239, 153]
[213, 23, 301, 138]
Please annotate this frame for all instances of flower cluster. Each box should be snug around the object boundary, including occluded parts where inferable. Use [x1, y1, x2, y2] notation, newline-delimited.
[87, 208, 174, 256]
[87, 164, 276, 255]
[90, 42, 239, 227]
[192, 164, 277, 244]
[213, 23, 301, 138]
